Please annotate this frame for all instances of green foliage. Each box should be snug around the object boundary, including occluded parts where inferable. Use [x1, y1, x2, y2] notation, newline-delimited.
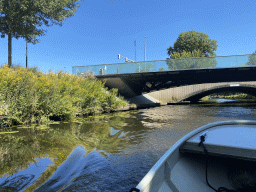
[170, 49, 205, 59]
[0, 64, 127, 127]
[165, 31, 218, 70]
[167, 30, 218, 57]
[200, 96, 210, 101]
[243, 51, 256, 66]
[210, 92, 256, 99]
[0, 0, 83, 44]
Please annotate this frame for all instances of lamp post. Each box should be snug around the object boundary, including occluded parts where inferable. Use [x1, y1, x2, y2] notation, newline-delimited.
[135, 40, 136, 62]
[26, 39, 27, 68]
[144, 36, 146, 61]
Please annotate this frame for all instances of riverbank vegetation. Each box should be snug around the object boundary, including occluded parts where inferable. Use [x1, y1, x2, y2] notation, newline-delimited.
[201, 92, 256, 101]
[0, 64, 127, 127]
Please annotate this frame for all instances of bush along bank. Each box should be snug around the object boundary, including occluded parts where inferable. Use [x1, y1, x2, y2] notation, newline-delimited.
[0, 64, 127, 127]
[204, 93, 256, 100]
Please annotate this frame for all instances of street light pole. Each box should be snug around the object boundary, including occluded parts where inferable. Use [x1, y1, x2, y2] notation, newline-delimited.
[26, 39, 27, 68]
[135, 40, 136, 62]
[144, 36, 146, 61]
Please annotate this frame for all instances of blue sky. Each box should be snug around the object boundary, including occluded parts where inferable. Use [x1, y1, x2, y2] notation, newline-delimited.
[0, 0, 256, 74]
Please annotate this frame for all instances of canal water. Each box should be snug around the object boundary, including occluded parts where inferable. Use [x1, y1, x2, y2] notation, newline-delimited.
[1, 100, 256, 191]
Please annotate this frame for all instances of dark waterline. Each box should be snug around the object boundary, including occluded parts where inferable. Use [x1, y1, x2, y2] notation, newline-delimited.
[1, 100, 256, 191]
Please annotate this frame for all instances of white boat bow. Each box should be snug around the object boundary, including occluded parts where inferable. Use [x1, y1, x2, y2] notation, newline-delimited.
[129, 120, 256, 192]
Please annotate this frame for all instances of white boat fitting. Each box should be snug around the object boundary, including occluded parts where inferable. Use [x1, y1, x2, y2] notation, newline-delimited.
[129, 120, 256, 192]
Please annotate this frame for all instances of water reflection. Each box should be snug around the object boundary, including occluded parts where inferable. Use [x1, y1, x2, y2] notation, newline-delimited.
[217, 99, 237, 103]
[0, 158, 53, 192]
[0, 113, 137, 191]
[0, 174, 35, 191]
[109, 127, 120, 136]
[1, 103, 256, 191]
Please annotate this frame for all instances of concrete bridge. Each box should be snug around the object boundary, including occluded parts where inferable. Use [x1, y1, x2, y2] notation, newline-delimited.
[95, 66, 256, 97]
[72, 53, 256, 105]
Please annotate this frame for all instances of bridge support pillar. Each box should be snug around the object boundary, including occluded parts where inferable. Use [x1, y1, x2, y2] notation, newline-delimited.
[129, 94, 164, 107]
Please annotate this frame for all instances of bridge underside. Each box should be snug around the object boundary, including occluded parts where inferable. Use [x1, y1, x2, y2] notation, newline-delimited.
[96, 66, 256, 98]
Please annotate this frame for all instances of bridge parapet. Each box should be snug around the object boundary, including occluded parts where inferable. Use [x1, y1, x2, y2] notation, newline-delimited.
[72, 53, 256, 75]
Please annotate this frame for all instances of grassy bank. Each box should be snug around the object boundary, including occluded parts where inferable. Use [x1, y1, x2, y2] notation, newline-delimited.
[0, 64, 127, 127]
[201, 93, 256, 101]
[214, 93, 256, 99]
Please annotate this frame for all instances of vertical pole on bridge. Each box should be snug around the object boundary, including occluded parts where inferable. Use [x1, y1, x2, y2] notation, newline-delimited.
[144, 36, 146, 61]
[26, 39, 28, 68]
[135, 40, 136, 62]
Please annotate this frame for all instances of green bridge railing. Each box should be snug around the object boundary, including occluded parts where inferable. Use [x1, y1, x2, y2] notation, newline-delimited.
[72, 53, 256, 76]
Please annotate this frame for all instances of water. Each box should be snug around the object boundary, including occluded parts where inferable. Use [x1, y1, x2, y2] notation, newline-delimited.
[1, 101, 256, 191]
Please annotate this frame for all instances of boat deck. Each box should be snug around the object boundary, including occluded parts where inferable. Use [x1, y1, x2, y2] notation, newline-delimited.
[180, 124, 256, 161]
[135, 121, 256, 192]
[158, 152, 237, 192]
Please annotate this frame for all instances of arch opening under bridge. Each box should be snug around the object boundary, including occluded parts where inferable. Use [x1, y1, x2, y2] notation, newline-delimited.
[144, 82, 256, 105]
[182, 85, 256, 103]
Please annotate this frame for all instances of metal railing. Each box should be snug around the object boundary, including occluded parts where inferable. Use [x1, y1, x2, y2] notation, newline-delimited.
[72, 53, 256, 76]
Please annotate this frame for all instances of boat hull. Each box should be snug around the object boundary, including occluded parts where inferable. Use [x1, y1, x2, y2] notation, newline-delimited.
[131, 120, 256, 192]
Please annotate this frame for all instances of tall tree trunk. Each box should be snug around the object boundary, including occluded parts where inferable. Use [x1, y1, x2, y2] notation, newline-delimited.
[8, 30, 12, 68]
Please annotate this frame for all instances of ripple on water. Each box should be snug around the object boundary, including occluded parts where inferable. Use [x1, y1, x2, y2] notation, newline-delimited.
[34, 146, 109, 192]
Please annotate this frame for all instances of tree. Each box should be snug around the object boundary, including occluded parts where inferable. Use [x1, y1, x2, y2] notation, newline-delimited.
[166, 31, 218, 70]
[243, 51, 256, 67]
[167, 30, 218, 57]
[0, 0, 83, 67]
[169, 49, 205, 59]
[166, 49, 217, 70]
